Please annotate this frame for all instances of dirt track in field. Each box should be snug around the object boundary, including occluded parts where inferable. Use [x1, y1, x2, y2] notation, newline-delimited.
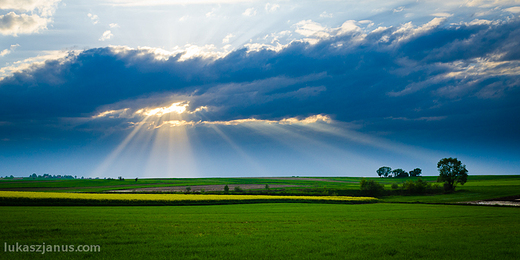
[261, 177, 356, 183]
[108, 184, 301, 193]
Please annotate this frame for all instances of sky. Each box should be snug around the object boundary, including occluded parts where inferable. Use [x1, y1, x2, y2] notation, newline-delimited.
[0, 0, 519, 178]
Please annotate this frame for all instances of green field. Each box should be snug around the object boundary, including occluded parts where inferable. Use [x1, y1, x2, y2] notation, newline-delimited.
[0, 175, 519, 259]
[1, 203, 519, 260]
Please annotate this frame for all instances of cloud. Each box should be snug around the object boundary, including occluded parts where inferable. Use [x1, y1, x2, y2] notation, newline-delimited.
[0, 0, 59, 35]
[222, 33, 234, 44]
[87, 13, 99, 24]
[109, 23, 120, 28]
[0, 12, 49, 36]
[242, 8, 257, 16]
[0, 44, 19, 57]
[99, 30, 113, 41]
[103, 0, 257, 6]
[265, 3, 279, 13]
[206, 7, 217, 17]
[504, 6, 520, 13]
[0, 49, 10, 57]
[320, 11, 333, 18]
[0, 18, 519, 147]
[0, 0, 60, 16]
[393, 6, 405, 13]
[294, 20, 331, 38]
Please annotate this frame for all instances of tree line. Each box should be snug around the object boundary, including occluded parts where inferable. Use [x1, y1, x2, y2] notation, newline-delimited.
[376, 166, 421, 178]
[364, 157, 469, 196]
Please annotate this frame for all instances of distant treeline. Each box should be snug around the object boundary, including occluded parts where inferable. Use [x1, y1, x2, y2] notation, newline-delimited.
[376, 166, 421, 178]
[28, 173, 75, 179]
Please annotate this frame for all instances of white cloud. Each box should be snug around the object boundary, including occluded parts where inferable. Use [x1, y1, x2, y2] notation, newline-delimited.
[392, 17, 446, 43]
[0, 12, 49, 36]
[142, 114, 332, 129]
[206, 7, 217, 17]
[179, 15, 189, 21]
[0, 50, 75, 80]
[87, 13, 99, 24]
[99, 30, 113, 41]
[337, 20, 362, 35]
[0, 0, 60, 17]
[465, 0, 520, 7]
[222, 33, 234, 43]
[265, 3, 279, 13]
[465, 19, 494, 25]
[504, 6, 520, 12]
[103, 0, 257, 6]
[393, 6, 405, 13]
[0, 49, 10, 57]
[320, 11, 333, 18]
[294, 20, 330, 38]
[109, 23, 120, 28]
[243, 8, 257, 16]
[0, 44, 19, 57]
[431, 12, 453, 17]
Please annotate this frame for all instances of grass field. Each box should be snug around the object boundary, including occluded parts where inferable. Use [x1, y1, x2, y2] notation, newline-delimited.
[0, 175, 519, 259]
[1, 203, 519, 260]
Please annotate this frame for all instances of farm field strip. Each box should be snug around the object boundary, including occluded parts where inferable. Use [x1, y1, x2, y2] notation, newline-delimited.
[0, 191, 377, 205]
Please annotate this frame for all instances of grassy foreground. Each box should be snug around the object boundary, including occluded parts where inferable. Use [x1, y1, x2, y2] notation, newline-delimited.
[1, 203, 519, 260]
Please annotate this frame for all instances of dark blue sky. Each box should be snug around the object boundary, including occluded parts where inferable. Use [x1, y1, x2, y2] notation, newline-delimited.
[1, 1, 519, 178]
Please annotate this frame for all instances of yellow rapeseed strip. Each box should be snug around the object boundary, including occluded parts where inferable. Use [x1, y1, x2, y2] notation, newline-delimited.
[0, 191, 377, 202]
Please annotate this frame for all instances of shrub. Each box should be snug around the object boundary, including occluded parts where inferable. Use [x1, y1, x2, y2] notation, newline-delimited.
[360, 178, 385, 197]
[234, 186, 243, 192]
[224, 185, 229, 194]
[391, 183, 399, 190]
[401, 178, 443, 195]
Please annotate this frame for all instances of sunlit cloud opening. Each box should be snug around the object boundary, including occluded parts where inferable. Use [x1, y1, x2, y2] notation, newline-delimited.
[135, 101, 189, 117]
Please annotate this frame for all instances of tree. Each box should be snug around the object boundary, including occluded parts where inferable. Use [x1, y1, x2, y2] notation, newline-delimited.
[437, 157, 468, 191]
[376, 166, 392, 178]
[392, 168, 408, 178]
[224, 184, 230, 193]
[409, 168, 422, 177]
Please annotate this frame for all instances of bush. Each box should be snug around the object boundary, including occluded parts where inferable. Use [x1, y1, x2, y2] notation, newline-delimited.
[224, 185, 229, 194]
[234, 186, 243, 192]
[391, 183, 399, 190]
[401, 178, 443, 195]
[360, 178, 385, 197]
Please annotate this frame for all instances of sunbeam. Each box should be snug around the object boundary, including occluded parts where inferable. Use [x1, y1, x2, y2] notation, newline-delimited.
[91, 115, 152, 177]
[206, 124, 268, 176]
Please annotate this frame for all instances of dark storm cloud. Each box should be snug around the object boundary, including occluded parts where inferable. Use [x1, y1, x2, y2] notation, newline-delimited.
[1, 18, 519, 145]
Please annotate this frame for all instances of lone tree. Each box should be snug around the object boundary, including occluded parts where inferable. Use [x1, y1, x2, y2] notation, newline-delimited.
[376, 166, 392, 178]
[409, 168, 422, 177]
[437, 157, 468, 191]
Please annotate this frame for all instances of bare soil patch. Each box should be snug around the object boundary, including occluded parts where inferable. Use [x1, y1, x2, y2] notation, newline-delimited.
[260, 177, 356, 183]
[465, 195, 520, 206]
[108, 184, 301, 193]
